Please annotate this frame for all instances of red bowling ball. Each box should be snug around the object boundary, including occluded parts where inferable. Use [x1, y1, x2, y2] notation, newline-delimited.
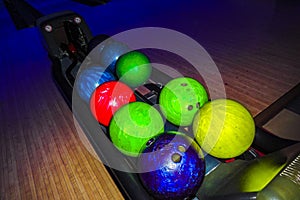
[90, 81, 136, 126]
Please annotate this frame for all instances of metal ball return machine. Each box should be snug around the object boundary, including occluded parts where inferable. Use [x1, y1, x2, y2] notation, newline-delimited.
[36, 11, 300, 200]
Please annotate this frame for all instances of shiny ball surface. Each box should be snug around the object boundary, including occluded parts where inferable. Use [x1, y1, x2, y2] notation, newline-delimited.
[90, 81, 136, 126]
[159, 77, 208, 126]
[138, 132, 205, 200]
[109, 102, 164, 157]
[116, 51, 152, 88]
[193, 99, 255, 159]
[75, 66, 116, 103]
[90, 38, 130, 72]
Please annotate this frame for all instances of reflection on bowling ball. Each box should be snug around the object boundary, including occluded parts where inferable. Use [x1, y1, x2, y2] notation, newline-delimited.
[138, 132, 205, 200]
[93, 38, 130, 72]
[87, 35, 130, 72]
[193, 99, 255, 159]
[109, 102, 164, 156]
[75, 66, 116, 103]
[116, 51, 152, 88]
[159, 77, 208, 126]
[90, 81, 136, 126]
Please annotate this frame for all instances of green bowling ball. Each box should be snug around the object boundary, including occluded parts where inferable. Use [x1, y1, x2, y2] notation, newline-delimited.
[159, 77, 208, 126]
[109, 102, 164, 157]
[193, 99, 255, 159]
[116, 51, 152, 88]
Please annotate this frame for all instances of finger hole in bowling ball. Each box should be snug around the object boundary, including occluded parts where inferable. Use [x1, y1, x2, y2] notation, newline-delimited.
[178, 145, 186, 153]
[171, 153, 182, 163]
[196, 102, 200, 108]
[181, 83, 188, 87]
[187, 105, 193, 111]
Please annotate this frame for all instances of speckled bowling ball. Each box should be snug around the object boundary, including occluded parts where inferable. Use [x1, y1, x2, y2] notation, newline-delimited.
[193, 99, 255, 159]
[159, 77, 208, 126]
[116, 51, 152, 88]
[109, 102, 164, 157]
[138, 132, 205, 200]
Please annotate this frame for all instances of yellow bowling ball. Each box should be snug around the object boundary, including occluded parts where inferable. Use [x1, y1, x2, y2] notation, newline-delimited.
[193, 99, 255, 159]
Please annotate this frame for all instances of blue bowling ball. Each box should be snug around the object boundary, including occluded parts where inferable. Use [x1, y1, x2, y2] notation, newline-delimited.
[75, 66, 116, 103]
[138, 132, 205, 200]
[89, 38, 130, 73]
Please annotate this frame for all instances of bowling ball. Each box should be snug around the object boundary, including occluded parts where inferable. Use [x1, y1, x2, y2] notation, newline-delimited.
[99, 38, 130, 72]
[75, 66, 116, 103]
[109, 102, 164, 156]
[90, 81, 136, 126]
[159, 77, 208, 126]
[88, 36, 130, 72]
[116, 51, 152, 88]
[193, 99, 255, 159]
[138, 132, 205, 200]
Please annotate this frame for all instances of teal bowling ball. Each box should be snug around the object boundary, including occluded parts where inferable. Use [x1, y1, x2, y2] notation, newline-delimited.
[89, 37, 130, 72]
[116, 51, 152, 88]
[100, 39, 130, 72]
[159, 77, 208, 126]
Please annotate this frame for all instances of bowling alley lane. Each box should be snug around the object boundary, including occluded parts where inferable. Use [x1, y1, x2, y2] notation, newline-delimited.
[0, 4, 123, 200]
[1, 0, 300, 199]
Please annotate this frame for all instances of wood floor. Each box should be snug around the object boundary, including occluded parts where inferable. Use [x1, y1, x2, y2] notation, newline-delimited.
[0, 30, 123, 199]
[1, 0, 300, 200]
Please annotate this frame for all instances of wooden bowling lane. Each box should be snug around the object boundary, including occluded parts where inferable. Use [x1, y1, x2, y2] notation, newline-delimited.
[139, 1, 300, 118]
[0, 26, 123, 200]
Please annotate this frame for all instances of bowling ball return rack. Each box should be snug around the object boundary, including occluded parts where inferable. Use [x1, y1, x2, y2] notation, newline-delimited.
[37, 11, 300, 200]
